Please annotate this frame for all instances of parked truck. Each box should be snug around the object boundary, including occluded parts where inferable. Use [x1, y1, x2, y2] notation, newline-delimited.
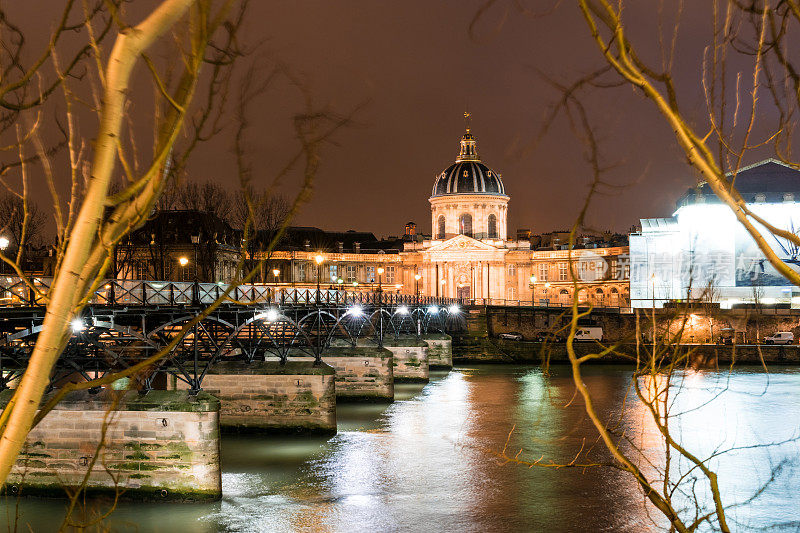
[574, 327, 604, 342]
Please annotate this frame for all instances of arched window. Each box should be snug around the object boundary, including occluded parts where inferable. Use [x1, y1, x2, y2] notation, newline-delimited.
[437, 215, 446, 239]
[487, 214, 498, 239]
[459, 213, 473, 237]
[595, 288, 605, 306]
[559, 289, 570, 305]
[610, 287, 619, 307]
[578, 288, 588, 302]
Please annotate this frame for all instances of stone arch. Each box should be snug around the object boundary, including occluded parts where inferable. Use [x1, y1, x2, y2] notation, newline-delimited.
[559, 289, 570, 305]
[610, 287, 619, 306]
[594, 288, 605, 306]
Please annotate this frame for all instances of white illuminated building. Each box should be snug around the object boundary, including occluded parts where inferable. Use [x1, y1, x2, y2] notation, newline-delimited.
[631, 160, 800, 308]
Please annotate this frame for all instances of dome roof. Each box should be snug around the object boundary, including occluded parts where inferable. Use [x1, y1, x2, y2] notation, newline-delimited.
[431, 129, 506, 198]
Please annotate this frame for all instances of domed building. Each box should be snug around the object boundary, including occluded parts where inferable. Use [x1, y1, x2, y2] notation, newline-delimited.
[429, 128, 509, 242]
[249, 118, 631, 308]
[401, 124, 531, 300]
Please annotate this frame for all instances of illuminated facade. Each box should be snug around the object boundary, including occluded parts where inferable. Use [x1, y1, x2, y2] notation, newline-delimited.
[256, 124, 630, 304]
[395, 125, 630, 304]
[121, 123, 631, 305]
[630, 159, 800, 308]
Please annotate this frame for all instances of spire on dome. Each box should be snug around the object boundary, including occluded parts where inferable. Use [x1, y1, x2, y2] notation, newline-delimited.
[456, 112, 479, 162]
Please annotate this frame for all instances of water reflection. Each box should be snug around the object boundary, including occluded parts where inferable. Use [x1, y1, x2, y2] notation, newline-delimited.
[3, 366, 799, 532]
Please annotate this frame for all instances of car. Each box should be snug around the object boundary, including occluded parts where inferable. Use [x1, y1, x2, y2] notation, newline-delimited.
[529, 331, 566, 343]
[764, 331, 794, 345]
[498, 332, 523, 341]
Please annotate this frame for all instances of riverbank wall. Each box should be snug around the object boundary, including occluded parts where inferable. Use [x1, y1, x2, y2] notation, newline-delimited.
[456, 305, 800, 366]
[453, 336, 800, 366]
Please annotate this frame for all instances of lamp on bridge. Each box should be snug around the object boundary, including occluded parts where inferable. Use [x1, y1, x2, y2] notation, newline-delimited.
[377, 266, 384, 293]
[179, 256, 189, 281]
[314, 254, 324, 302]
[414, 273, 421, 299]
[529, 274, 536, 305]
[272, 268, 280, 284]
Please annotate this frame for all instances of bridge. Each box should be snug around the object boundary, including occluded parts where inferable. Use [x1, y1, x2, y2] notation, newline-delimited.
[0, 277, 463, 393]
[0, 277, 464, 501]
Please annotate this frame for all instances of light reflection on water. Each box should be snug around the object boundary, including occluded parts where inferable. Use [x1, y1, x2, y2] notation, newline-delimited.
[3, 365, 800, 532]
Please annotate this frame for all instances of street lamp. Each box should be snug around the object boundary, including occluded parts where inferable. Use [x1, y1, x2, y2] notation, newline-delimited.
[315, 254, 324, 301]
[414, 273, 421, 299]
[179, 256, 189, 281]
[377, 266, 384, 293]
[650, 272, 656, 309]
[272, 268, 280, 283]
[530, 274, 536, 305]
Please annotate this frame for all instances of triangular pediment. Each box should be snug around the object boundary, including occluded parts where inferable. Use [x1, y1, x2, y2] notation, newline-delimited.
[426, 234, 499, 252]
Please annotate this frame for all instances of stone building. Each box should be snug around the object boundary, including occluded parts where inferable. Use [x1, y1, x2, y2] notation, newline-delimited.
[102, 123, 631, 306]
[252, 125, 629, 305]
[112, 210, 241, 283]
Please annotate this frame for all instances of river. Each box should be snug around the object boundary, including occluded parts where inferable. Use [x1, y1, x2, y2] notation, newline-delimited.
[4, 365, 800, 532]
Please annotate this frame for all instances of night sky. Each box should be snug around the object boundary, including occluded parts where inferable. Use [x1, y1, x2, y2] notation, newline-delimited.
[205, 1, 723, 239]
[16, 2, 770, 239]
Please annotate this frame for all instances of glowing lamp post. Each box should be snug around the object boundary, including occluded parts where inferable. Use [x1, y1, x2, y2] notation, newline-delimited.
[529, 274, 536, 305]
[650, 272, 656, 309]
[315, 254, 324, 303]
[414, 273, 421, 300]
[272, 268, 280, 283]
[179, 256, 189, 281]
[377, 266, 384, 293]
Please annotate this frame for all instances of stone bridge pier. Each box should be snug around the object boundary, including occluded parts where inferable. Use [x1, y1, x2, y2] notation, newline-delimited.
[302, 345, 395, 402]
[1, 389, 221, 501]
[382, 337, 430, 382]
[421, 333, 452, 369]
[182, 361, 337, 435]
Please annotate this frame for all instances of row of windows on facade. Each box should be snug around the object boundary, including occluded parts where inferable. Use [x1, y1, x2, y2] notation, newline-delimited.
[126, 260, 239, 281]
[296, 264, 398, 284]
[436, 214, 498, 239]
[505, 260, 630, 281]
[508, 285, 628, 305]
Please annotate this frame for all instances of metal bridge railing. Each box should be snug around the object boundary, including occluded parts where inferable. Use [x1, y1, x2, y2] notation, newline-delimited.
[0, 277, 462, 307]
